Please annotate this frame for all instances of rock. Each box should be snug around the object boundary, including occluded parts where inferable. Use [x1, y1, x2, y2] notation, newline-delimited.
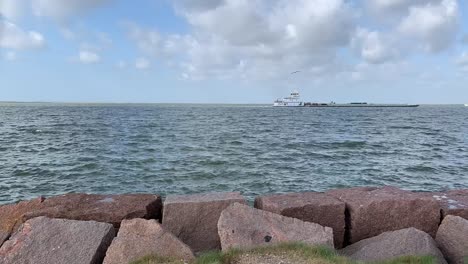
[0, 216, 115, 264]
[436, 215, 468, 264]
[0, 194, 160, 247]
[255, 192, 345, 248]
[327, 186, 440, 244]
[340, 228, 447, 264]
[23, 193, 162, 227]
[218, 203, 334, 251]
[103, 219, 194, 264]
[430, 190, 468, 220]
[162, 192, 246, 253]
[0, 197, 45, 246]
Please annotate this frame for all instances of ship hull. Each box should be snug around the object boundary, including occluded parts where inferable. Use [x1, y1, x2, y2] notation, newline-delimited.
[304, 104, 419, 108]
[273, 102, 304, 107]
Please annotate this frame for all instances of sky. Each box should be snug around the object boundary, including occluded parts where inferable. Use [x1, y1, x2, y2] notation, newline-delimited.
[0, 0, 468, 104]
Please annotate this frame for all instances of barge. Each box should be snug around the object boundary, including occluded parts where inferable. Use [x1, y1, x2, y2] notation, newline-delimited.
[273, 92, 419, 108]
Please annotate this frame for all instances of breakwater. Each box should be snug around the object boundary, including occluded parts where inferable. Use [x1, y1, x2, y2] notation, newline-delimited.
[1, 187, 467, 264]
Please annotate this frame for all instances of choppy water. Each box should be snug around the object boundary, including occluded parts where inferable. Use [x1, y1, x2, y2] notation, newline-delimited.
[0, 103, 467, 204]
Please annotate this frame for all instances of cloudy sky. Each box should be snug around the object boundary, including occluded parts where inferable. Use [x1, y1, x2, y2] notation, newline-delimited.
[1, 0, 467, 103]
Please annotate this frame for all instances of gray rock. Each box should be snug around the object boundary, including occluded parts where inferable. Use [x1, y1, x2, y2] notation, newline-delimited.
[218, 203, 334, 251]
[255, 192, 345, 248]
[162, 192, 246, 253]
[436, 215, 468, 264]
[340, 228, 447, 263]
[328, 186, 440, 244]
[103, 219, 194, 264]
[0, 216, 115, 264]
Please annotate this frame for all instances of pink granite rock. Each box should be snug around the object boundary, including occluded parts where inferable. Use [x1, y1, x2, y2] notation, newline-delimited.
[255, 192, 345, 248]
[327, 187, 440, 244]
[0, 197, 45, 246]
[0, 217, 115, 264]
[218, 203, 334, 251]
[436, 215, 468, 264]
[103, 219, 194, 264]
[23, 193, 162, 227]
[162, 192, 246, 253]
[340, 228, 447, 263]
[430, 189, 468, 220]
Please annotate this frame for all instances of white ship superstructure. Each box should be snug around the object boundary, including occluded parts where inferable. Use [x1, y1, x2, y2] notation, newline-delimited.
[273, 91, 304, 107]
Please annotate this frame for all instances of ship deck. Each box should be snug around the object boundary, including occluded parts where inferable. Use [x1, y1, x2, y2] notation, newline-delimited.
[304, 104, 419, 108]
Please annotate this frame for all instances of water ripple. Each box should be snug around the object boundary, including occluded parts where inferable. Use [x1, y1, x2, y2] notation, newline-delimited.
[0, 104, 467, 204]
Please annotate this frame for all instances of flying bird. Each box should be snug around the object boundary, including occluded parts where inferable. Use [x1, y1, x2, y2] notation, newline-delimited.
[291, 71, 301, 74]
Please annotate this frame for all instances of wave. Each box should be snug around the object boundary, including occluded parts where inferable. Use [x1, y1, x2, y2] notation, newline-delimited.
[405, 165, 437, 173]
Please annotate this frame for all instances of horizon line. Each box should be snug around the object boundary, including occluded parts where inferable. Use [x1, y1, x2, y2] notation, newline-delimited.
[0, 101, 465, 106]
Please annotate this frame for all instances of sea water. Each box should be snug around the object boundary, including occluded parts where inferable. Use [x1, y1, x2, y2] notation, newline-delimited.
[0, 103, 467, 204]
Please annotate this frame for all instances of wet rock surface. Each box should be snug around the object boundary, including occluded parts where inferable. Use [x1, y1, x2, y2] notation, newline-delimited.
[162, 192, 246, 253]
[255, 192, 345, 248]
[328, 186, 440, 244]
[218, 203, 334, 251]
[340, 228, 447, 263]
[0, 216, 115, 264]
[436, 215, 468, 264]
[103, 218, 194, 264]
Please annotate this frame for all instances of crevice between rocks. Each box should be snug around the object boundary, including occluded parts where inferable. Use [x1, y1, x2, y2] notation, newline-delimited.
[343, 205, 352, 247]
[96, 225, 119, 264]
[0, 234, 11, 249]
[438, 208, 444, 226]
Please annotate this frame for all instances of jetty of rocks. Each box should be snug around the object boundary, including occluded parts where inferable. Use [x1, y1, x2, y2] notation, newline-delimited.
[0, 187, 467, 264]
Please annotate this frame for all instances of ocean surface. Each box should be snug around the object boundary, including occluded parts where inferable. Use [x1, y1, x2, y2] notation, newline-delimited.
[0, 103, 467, 204]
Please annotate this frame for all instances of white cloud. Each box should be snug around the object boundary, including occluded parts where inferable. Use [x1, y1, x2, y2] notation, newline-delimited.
[351, 28, 400, 64]
[59, 27, 113, 60]
[346, 61, 413, 83]
[124, 22, 197, 60]
[58, 27, 77, 40]
[0, 20, 45, 49]
[79, 38, 110, 53]
[116, 60, 127, 69]
[0, 0, 27, 20]
[61, 29, 112, 64]
[181, 0, 278, 47]
[398, 0, 459, 52]
[78, 50, 100, 64]
[135, 57, 150, 70]
[2, 51, 17, 61]
[31, 0, 111, 20]
[366, 0, 440, 16]
[162, 0, 357, 80]
[1, 0, 111, 21]
[125, 22, 163, 57]
[172, 0, 225, 12]
[456, 52, 468, 66]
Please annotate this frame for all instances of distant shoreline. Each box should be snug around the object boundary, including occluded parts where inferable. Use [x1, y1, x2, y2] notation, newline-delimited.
[0, 101, 465, 106]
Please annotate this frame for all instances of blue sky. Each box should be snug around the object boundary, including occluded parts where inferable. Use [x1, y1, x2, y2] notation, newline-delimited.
[1, 0, 467, 103]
